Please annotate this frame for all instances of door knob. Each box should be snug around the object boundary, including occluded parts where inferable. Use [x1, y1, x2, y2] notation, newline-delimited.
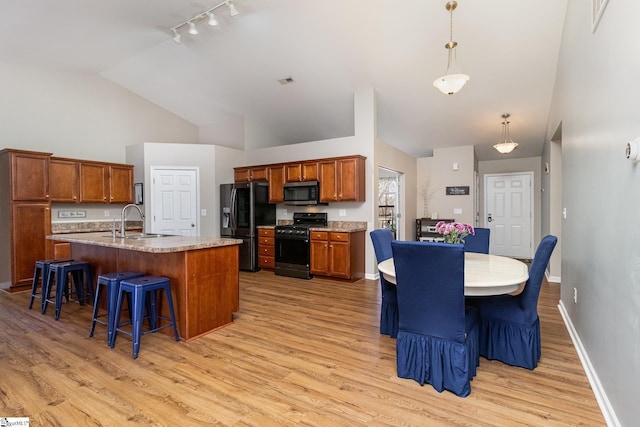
[487, 214, 493, 223]
[191, 223, 195, 227]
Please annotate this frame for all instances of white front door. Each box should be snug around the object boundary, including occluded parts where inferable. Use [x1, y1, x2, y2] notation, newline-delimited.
[485, 172, 533, 258]
[150, 167, 199, 236]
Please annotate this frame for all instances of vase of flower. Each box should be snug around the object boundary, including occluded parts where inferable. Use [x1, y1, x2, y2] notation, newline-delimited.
[435, 221, 474, 244]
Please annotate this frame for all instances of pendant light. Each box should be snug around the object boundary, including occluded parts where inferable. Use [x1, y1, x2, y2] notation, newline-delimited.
[433, 1, 470, 95]
[493, 113, 519, 154]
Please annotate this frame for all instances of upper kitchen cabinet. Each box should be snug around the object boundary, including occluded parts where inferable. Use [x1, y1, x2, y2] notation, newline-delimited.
[108, 164, 134, 203]
[285, 161, 318, 183]
[50, 157, 79, 202]
[319, 156, 366, 202]
[234, 166, 268, 182]
[267, 165, 284, 203]
[5, 149, 51, 201]
[79, 161, 133, 204]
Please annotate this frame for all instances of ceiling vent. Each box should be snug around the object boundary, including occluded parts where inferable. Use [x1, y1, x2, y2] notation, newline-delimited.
[278, 77, 295, 85]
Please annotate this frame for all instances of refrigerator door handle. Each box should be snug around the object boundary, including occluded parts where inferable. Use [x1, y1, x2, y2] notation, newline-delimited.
[230, 187, 237, 231]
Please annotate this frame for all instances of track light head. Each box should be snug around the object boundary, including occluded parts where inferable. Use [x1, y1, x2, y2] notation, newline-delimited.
[227, 1, 239, 17]
[207, 12, 219, 26]
[188, 21, 198, 35]
[172, 29, 181, 44]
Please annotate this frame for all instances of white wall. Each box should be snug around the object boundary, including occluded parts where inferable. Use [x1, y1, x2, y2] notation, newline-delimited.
[0, 63, 198, 163]
[546, 1, 640, 424]
[416, 146, 475, 225]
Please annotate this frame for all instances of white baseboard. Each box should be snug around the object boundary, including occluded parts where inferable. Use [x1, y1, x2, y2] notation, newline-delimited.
[365, 273, 379, 281]
[557, 301, 620, 427]
[546, 274, 561, 283]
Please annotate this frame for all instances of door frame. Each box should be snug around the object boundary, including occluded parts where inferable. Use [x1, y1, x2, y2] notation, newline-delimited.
[484, 171, 534, 258]
[149, 166, 200, 236]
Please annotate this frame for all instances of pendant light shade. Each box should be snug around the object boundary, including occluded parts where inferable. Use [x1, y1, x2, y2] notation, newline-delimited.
[493, 113, 519, 154]
[433, 1, 469, 95]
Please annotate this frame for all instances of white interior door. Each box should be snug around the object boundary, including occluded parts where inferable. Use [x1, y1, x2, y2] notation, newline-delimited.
[485, 172, 533, 258]
[150, 167, 199, 236]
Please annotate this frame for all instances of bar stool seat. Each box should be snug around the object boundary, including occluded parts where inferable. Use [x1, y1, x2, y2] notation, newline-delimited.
[43, 261, 94, 320]
[89, 271, 144, 347]
[113, 276, 180, 359]
[28, 258, 73, 313]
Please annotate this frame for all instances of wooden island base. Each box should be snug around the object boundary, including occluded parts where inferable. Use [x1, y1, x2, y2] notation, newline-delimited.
[71, 242, 239, 341]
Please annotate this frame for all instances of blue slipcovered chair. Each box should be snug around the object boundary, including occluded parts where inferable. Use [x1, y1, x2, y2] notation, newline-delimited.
[472, 235, 557, 370]
[463, 227, 490, 254]
[370, 229, 399, 338]
[391, 241, 480, 397]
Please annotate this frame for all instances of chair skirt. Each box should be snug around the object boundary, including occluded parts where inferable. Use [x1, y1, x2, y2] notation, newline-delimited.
[396, 311, 479, 397]
[479, 315, 541, 370]
[380, 281, 398, 338]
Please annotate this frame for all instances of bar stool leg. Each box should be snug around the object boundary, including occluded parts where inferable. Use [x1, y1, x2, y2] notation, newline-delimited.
[28, 264, 42, 310]
[164, 286, 180, 342]
[131, 286, 146, 359]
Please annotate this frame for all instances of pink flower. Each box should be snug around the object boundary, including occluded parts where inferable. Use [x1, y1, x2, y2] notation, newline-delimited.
[435, 221, 475, 244]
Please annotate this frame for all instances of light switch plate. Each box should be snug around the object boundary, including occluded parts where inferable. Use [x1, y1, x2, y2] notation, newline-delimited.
[453, 208, 462, 215]
[339, 209, 347, 217]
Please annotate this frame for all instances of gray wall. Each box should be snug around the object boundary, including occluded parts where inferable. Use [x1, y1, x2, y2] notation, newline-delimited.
[547, 1, 640, 424]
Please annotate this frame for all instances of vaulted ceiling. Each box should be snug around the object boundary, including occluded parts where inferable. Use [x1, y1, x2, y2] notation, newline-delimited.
[1, 0, 567, 160]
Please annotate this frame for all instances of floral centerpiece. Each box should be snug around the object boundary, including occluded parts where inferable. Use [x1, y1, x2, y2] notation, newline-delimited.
[435, 221, 474, 244]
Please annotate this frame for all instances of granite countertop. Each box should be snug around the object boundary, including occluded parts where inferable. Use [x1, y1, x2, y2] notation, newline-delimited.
[257, 221, 367, 232]
[48, 232, 242, 254]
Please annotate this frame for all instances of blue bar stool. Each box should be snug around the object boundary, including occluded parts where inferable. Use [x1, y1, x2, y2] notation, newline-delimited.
[28, 258, 73, 312]
[43, 261, 94, 320]
[89, 271, 144, 347]
[113, 276, 180, 359]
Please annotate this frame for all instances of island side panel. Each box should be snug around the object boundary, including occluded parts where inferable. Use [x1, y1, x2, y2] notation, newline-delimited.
[114, 248, 188, 339]
[185, 244, 239, 339]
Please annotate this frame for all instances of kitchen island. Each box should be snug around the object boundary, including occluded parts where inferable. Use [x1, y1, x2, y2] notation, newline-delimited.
[49, 232, 242, 341]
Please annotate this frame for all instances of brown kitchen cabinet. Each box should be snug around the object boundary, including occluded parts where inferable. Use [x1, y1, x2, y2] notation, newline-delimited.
[318, 156, 366, 202]
[108, 164, 134, 203]
[0, 149, 53, 292]
[310, 230, 365, 281]
[257, 228, 275, 269]
[79, 161, 133, 204]
[7, 150, 51, 201]
[267, 165, 284, 203]
[285, 161, 318, 183]
[50, 157, 79, 202]
[53, 241, 71, 259]
[10, 202, 52, 291]
[234, 166, 268, 182]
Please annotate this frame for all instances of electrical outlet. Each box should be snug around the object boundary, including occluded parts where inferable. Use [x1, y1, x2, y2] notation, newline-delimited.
[201, 209, 207, 216]
[339, 209, 347, 217]
[573, 287, 577, 304]
[104, 210, 110, 217]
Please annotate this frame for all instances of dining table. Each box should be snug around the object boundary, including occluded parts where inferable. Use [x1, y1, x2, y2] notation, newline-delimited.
[377, 252, 529, 296]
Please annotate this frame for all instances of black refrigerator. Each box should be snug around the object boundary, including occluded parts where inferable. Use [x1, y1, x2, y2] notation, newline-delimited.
[220, 182, 276, 271]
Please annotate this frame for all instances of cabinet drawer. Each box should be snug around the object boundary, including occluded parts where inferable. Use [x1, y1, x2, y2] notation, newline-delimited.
[259, 245, 275, 256]
[330, 232, 349, 242]
[259, 236, 274, 246]
[258, 228, 274, 237]
[259, 256, 275, 268]
[310, 231, 329, 240]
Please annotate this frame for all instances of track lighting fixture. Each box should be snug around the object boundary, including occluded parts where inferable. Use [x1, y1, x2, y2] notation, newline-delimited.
[169, 0, 240, 43]
[207, 12, 218, 26]
[227, 1, 239, 17]
[172, 29, 181, 44]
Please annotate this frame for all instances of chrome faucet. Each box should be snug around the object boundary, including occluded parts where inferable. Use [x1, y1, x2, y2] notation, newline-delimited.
[121, 203, 144, 237]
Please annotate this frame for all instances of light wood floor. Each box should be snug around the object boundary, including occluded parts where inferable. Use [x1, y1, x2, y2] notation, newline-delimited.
[0, 271, 605, 426]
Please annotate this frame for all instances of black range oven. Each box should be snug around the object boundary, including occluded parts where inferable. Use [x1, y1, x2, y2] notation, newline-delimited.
[275, 212, 328, 279]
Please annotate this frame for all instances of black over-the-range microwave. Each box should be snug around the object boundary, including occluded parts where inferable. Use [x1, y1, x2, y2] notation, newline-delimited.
[283, 181, 322, 205]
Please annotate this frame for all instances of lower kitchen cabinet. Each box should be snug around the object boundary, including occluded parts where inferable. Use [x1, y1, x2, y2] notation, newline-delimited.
[258, 228, 275, 269]
[10, 202, 52, 291]
[310, 230, 365, 281]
